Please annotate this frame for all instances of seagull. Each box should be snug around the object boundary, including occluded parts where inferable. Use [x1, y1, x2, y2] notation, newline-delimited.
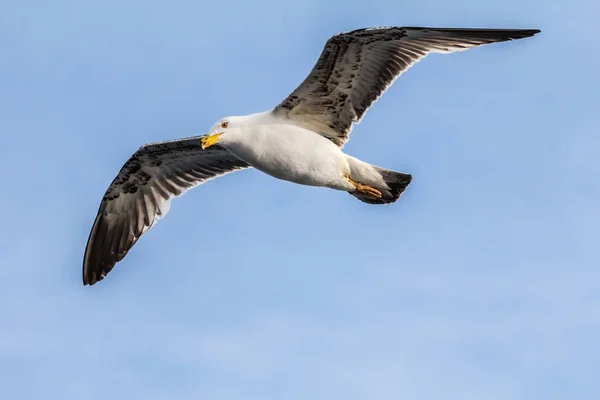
[83, 26, 540, 285]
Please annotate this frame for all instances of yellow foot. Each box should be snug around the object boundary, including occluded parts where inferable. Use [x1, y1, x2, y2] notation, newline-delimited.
[344, 174, 382, 199]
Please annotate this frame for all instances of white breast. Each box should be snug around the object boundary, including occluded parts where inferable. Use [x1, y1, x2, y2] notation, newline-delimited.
[224, 123, 349, 188]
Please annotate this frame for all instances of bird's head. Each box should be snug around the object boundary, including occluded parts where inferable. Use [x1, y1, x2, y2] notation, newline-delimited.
[201, 112, 273, 149]
[201, 116, 242, 149]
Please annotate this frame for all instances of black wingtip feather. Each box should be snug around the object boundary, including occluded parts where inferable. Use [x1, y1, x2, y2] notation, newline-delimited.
[82, 213, 117, 286]
[401, 27, 541, 44]
[82, 210, 141, 286]
[404, 27, 540, 36]
[342, 26, 541, 41]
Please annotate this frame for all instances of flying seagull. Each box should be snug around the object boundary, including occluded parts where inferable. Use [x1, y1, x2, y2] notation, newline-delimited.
[83, 26, 540, 285]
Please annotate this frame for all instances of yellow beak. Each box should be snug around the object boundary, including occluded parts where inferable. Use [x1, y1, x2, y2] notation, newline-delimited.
[201, 133, 222, 149]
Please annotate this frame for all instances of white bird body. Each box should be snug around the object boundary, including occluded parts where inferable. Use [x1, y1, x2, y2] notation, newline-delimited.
[212, 111, 356, 191]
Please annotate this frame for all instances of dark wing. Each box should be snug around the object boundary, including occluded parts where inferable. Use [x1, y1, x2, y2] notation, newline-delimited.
[273, 27, 540, 147]
[83, 136, 250, 286]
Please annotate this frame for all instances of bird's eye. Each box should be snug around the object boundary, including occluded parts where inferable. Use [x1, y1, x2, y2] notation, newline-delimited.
[221, 121, 229, 129]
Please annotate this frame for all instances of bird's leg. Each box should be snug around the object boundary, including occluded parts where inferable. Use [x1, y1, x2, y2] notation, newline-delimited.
[344, 174, 382, 199]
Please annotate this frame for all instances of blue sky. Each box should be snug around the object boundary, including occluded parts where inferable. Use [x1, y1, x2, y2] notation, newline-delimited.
[1, 0, 599, 398]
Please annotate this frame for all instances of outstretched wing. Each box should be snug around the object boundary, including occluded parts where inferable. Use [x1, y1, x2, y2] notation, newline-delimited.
[273, 27, 540, 147]
[83, 136, 250, 286]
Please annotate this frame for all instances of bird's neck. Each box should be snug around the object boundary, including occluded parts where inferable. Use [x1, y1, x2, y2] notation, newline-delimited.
[240, 110, 277, 125]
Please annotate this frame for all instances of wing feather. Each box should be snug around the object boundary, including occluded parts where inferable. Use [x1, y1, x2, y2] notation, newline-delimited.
[273, 26, 540, 147]
[82, 135, 250, 285]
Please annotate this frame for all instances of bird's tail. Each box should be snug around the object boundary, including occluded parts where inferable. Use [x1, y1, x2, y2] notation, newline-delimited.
[345, 156, 412, 205]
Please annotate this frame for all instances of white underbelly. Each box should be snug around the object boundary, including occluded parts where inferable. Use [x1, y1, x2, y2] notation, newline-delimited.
[225, 125, 349, 188]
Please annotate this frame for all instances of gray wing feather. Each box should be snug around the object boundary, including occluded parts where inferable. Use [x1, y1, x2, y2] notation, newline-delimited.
[273, 27, 540, 147]
[83, 136, 250, 285]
